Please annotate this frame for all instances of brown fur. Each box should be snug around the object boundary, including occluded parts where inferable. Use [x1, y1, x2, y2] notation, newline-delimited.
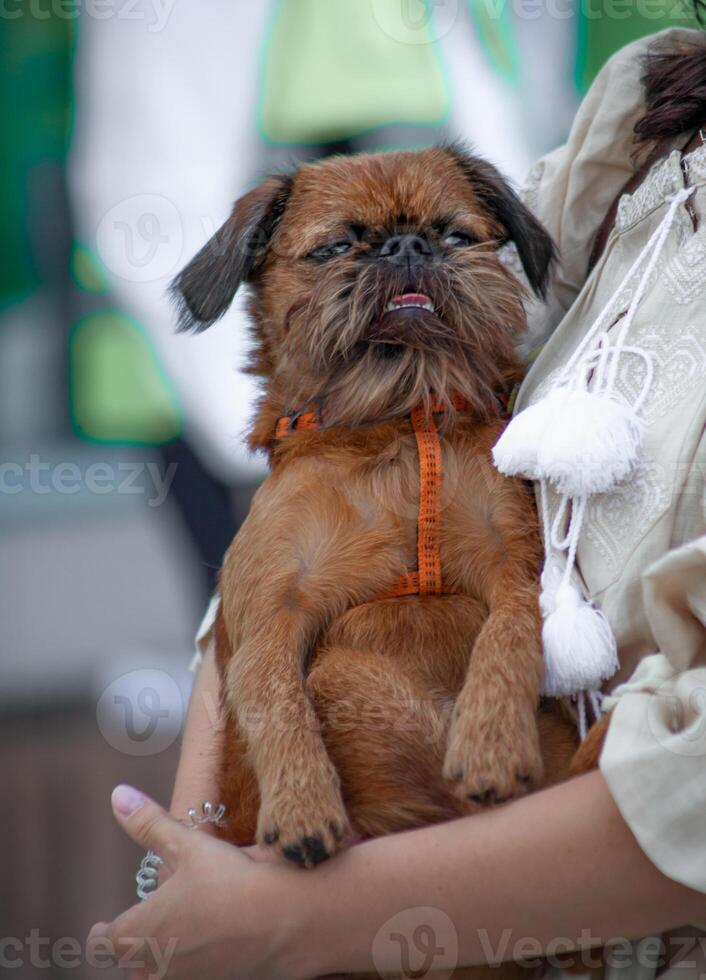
[174, 147, 583, 977]
[570, 709, 612, 777]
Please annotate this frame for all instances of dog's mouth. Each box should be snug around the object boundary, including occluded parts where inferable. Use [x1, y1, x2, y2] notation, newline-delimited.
[366, 291, 442, 359]
[383, 292, 435, 315]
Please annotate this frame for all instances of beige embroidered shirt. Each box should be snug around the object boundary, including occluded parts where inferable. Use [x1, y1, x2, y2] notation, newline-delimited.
[515, 28, 706, 904]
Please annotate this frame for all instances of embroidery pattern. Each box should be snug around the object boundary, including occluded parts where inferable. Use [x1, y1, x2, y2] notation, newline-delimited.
[583, 455, 671, 576]
[613, 320, 706, 425]
[684, 143, 706, 183]
[663, 233, 706, 306]
[615, 145, 706, 231]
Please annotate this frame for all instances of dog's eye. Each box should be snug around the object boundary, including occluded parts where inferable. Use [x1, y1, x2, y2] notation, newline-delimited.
[442, 230, 478, 247]
[307, 240, 353, 260]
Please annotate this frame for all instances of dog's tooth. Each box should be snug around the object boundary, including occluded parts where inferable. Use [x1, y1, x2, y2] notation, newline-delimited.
[384, 298, 435, 313]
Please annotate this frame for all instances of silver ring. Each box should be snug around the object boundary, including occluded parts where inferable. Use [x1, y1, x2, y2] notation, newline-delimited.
[136, 849, 163, 901]
[134, 802, 226, 900]
[184, 801, 226, 829]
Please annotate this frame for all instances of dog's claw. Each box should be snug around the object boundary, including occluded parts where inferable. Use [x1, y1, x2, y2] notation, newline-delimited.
[282, 834, 334, 868]
[282, 844, 303, 865]
[444, 705, 543, 805]
[467, 785, 510, 806]
[303, 835, 330, 866]
[257, 788, 350, 869]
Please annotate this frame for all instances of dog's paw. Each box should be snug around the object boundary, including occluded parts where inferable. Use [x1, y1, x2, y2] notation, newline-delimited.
[443, 689, 543, 805]
[256, 774, 350, 869]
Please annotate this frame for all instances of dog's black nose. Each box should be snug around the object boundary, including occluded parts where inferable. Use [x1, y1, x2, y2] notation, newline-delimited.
[379, 234, 432, 265]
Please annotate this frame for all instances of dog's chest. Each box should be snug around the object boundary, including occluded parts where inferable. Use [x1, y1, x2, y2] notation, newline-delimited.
[348, 427, 498, 586]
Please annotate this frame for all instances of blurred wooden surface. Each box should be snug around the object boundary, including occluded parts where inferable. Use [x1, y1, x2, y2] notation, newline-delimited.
[0, 703, 180, 978]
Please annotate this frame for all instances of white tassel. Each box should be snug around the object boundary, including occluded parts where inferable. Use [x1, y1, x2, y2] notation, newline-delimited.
[492, 389, 566, 479]
[540, 582, 619, 697]
[494, 189, 693, 705]
[494, 386, 644, 496]
[536, 389, 644, 496]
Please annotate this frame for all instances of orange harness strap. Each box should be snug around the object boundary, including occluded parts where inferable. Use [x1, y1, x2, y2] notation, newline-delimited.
[275, 394, 469, 600]
[410, 403, 443, 595]
[275, 411, 320, 440]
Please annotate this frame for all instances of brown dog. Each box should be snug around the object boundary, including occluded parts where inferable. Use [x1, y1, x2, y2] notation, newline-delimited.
[172, 146, 580, 959]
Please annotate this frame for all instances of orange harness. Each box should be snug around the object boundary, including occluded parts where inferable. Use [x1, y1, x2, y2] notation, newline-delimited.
[275, 393, 470, 599]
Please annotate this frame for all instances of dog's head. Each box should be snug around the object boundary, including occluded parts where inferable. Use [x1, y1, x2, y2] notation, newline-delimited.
[172, 145, 554, 431]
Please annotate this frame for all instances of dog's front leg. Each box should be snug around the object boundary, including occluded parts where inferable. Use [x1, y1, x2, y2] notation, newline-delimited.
[217, 481, 405, 866]
[220, 601, 351, 868]
[443, 477, 545, 805]
[443, 565, 544, 804]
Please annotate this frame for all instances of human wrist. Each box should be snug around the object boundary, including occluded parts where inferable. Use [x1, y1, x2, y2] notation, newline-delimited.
[272, 841, 385, 979]
[255, 863, 324, 980]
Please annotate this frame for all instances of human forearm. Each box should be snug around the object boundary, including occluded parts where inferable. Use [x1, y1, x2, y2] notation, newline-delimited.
[170, 645, 223, 820]
[90, 771, 704, 980]
[291, 770, 705, 977]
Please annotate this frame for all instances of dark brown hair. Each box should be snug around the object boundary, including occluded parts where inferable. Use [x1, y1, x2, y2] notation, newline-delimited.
[634, 19, 706, 145]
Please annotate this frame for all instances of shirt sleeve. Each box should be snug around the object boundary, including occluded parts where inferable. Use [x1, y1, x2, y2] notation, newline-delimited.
[189, 593, 221, 672]
[599, 531, 706, 895]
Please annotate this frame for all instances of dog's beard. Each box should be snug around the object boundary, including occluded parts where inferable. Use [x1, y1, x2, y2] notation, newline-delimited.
[279, 252, 527, 427]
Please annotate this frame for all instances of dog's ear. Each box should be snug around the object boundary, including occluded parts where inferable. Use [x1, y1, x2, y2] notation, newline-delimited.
[171, 174, 293, 332]
[446, 146, 555, 298]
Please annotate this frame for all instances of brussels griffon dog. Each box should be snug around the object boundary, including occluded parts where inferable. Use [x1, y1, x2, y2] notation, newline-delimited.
[172, 147, 580, 892]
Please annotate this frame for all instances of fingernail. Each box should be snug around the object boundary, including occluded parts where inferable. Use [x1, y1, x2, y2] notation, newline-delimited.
[112, 784, 149, 817]
[87, 924, 117, 963]
[87, 922, 108, 943]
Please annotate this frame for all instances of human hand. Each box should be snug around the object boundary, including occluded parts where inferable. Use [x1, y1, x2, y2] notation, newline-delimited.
[88, 785, 308, 980]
